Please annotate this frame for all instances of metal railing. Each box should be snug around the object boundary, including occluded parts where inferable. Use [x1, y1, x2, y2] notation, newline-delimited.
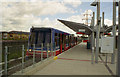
[1, 43, 56, 76]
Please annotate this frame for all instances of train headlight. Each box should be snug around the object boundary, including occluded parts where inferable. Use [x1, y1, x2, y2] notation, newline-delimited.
[29, 49, 32, 52]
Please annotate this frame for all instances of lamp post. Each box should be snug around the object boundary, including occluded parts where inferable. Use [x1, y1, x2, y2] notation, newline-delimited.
[91, 0, 100, 63]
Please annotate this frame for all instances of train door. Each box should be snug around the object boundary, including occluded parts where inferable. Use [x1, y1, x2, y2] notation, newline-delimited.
[55, 33, 57, 48]
[68, 35, 70, 48]
[55, 33, 60, 50]
[69, 36, 72, 47]
[66, 35, 69, 49]
[64, 35, 66, 51]
[62, 34, 65, 52]
[59, 33, 62, 53]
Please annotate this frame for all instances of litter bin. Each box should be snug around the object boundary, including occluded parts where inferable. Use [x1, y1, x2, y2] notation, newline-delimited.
[87, 42, 90, 49]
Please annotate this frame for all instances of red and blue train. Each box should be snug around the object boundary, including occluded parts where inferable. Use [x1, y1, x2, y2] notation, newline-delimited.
[26, 27, 78, 57]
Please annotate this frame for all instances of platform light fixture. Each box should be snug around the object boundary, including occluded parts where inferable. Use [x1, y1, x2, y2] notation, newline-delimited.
[90, 1, 97, 6]
[116, 2, 119, 6]
[90, 0, 100, 63]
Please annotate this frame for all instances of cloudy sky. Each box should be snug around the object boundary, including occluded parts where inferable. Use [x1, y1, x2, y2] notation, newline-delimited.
[0, 0, 119, 34]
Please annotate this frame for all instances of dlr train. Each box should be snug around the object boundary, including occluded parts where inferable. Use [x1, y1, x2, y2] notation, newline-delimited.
[26, 27, 78, 57]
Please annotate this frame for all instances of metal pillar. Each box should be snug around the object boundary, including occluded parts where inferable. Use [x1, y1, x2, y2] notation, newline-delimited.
[93, 12, 95, 48]
[4, 46, 8, 75]
[91, 12, 95, 64]
[54, 42, 56, 56]
[51, 43, 53, 57]
[97, 0, 100, 25]
[102, 12, 104, 27]
[41, 43, 43, 61]
[21, 45, 24, 73]
[111, 0, 117, 64]
[0, 34, 2, 76]
[47, 43, 49, 58]
[33, 44, 35, 66]
[101, 12, 105, 37]
[95, 0, 100, 63]
[117, 1, 120, 76]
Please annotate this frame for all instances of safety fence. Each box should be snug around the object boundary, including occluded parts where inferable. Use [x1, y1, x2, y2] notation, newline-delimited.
[0, 43, 57, 76]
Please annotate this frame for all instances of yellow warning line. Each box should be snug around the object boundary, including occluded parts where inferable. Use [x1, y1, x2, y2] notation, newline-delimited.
[54, 56, 58, 60]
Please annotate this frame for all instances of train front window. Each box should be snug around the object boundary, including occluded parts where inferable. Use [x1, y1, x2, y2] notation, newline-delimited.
[36, 31, 51, 47]
[44, 32, 51, 43]
[29, 30, 51, 48]
[29, 32, 36, 47]
[37, 32, 44, 47]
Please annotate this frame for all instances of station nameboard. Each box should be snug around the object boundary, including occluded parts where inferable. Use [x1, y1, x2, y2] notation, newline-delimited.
[78, 29, 85, 32]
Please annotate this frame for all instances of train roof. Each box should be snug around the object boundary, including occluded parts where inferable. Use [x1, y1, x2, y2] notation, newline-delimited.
[30, 27, 70, 35]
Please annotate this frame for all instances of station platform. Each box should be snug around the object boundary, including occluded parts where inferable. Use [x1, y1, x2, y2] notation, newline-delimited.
[31, 42, 116, 75]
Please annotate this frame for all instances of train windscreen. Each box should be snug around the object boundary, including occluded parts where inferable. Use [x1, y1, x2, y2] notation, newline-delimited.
[29, 31, 51, 48]
[29, 32, 36, 47]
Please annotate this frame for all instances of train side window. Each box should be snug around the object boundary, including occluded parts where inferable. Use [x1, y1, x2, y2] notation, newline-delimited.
[55, 33, 58, 46]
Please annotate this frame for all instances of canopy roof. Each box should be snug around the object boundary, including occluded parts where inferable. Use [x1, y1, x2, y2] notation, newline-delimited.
[105, 25, 118, 33]
[58, 19, 118, 35]
[58, 19, 93, 35]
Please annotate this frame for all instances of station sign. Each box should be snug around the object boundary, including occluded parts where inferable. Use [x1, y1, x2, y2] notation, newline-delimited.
[78, 29, 85, 32]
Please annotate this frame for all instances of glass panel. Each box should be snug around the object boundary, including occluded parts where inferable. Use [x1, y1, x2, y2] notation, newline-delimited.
[29, 32, 36, 47]
[36, 32, 44, 47]
[45, 32, 51, 44]
[29, 30, 51, 49]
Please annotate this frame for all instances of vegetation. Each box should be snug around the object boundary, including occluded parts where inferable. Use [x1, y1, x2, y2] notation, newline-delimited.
[2, 38, 28, 40]
[2, 41, 28, 62]
[2, 46, 27, 62]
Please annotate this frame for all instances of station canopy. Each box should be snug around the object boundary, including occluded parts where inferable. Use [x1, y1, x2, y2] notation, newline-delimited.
[105, 24, 119, 33]
[58, 19, 119, 36]
[58, 19, 93, 35]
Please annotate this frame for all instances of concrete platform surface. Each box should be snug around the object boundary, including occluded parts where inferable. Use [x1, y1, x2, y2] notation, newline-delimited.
[33, 42, 116, 75]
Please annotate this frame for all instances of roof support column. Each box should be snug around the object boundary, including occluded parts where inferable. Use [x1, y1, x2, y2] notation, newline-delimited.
[111, 0, 117, 64]
[102, 12, 104, 28]
[95, 0, 100, 63]
[0, 31, 2, 76]
[91, 12, 95, 64]
[117, 1, 120, 76]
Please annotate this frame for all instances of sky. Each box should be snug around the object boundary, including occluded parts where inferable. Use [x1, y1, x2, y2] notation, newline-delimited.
[0, 0, 119, 34]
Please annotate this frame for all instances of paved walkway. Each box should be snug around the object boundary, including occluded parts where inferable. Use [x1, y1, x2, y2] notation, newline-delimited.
[33, 42, 116, 75]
